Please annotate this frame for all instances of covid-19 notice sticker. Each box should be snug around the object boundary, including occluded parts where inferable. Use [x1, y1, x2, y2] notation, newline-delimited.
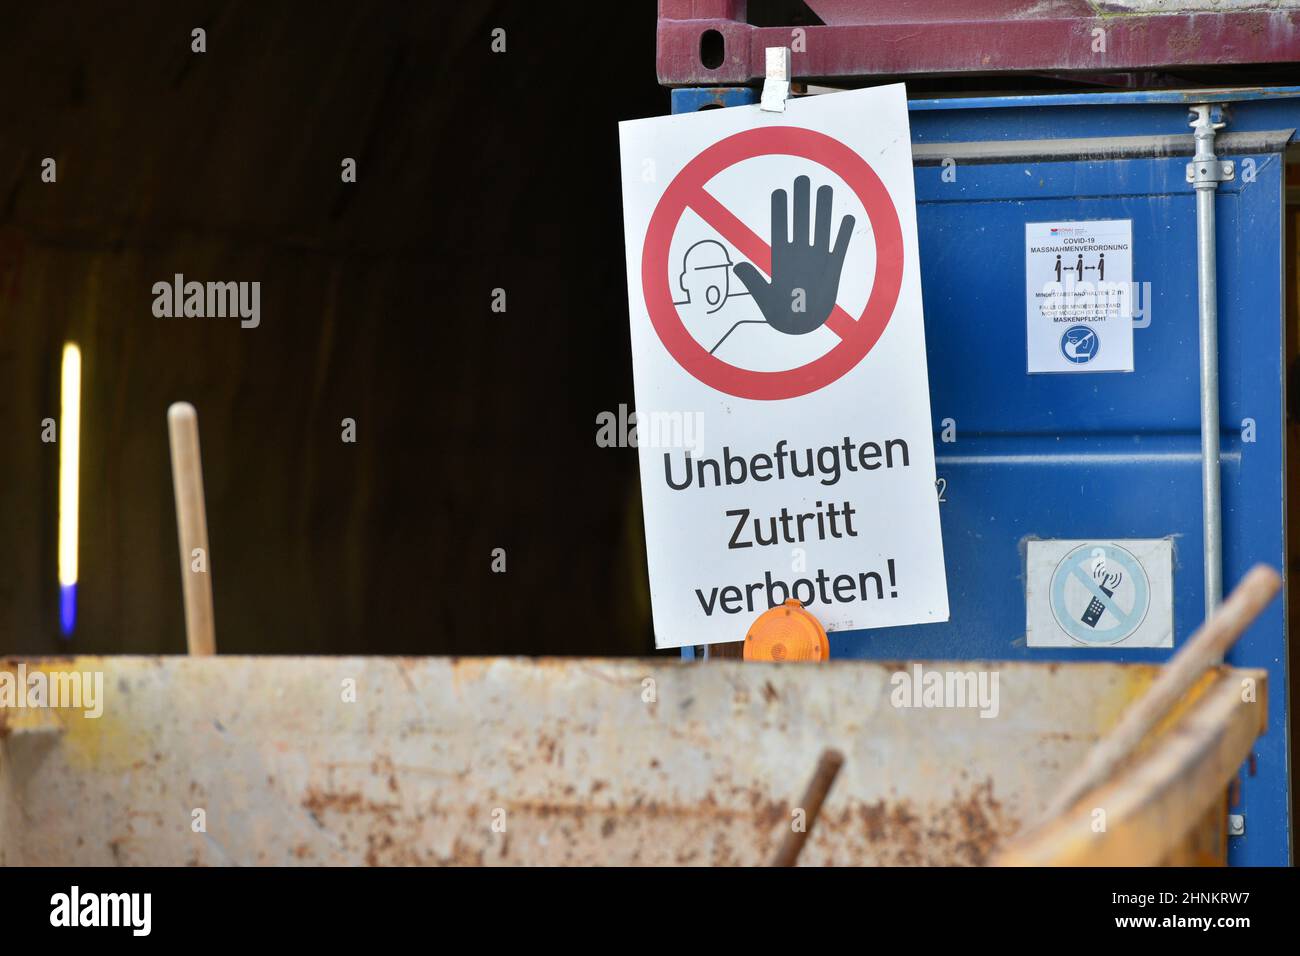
[1025, 219, 1134, 374]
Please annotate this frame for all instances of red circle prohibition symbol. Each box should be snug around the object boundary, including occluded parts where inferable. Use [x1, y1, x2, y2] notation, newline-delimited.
[642, 126, 904, 401]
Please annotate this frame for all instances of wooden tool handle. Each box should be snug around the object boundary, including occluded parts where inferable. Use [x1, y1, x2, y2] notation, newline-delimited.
[167, 402, 216, 656]
[771, 748, 845, 866]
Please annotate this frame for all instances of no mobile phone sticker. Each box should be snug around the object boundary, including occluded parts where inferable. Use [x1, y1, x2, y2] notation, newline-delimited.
[618, 85, 949, 648]
[1026, 539, 1173, 648]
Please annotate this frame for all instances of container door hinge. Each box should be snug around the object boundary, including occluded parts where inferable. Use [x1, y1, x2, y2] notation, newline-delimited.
[1186, 104, 1234, 188]
[1186, 159, 1235, 185]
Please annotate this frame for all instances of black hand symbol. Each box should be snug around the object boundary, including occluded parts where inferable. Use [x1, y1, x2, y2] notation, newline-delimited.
[732, 176, 855, 336]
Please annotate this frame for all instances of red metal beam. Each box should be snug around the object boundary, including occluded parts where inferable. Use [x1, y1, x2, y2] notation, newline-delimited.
[657, 1, 1300, 86]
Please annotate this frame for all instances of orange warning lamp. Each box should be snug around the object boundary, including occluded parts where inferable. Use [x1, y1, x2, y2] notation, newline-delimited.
[743, 599, 830, 662]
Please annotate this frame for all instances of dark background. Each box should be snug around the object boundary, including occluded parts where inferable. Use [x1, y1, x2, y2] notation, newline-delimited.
[0, 2, 668, 655]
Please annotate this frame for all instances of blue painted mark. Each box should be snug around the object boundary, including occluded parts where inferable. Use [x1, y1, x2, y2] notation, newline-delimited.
[670, 87, 756, 114]
[59, 583, 76, 636]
